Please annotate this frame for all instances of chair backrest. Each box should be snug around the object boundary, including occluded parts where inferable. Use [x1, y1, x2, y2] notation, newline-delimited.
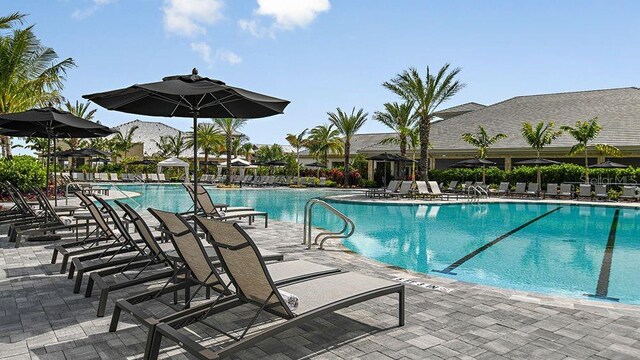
[148, 209, 223, 286]
[527, 183, 538, 192]
[113, 200, 168, 262]
[447, 180, 458, 190]
[428, 181, 442, 195]
[594, 184, 607, 195]
[158, 173, 166, 181]
[110, 173, 118, 181]
[579, 184, 592, 196]
[75, 192, 116, 237]
[546, 183, 558, 193]
[3, 182, 34, 214]
[622, 186, 636, 197]
[95, 197, 147, 254]
[397, 181, 413, 193]
[560, 183, 572, 194]
[415, 181, 429, 194]
[149, 173, 159, 181]
[499, 182, 510, 191]
[32, 188, 64, 223]
[194, 216, 292, 318]
[386, 180, 399, 192]
[514, 182, 526, 193]
[463, 181, 472, 188]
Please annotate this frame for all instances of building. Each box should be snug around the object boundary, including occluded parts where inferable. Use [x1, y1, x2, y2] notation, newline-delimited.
[302, 87, 640, 178]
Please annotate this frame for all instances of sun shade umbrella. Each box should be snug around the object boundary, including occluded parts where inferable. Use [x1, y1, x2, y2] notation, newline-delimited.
[127, 159, 157, 165]
[0, 106, 114, 204]
[266, 159, 287, 166]
[366, 153, 407, 186]
[450, 158, 496, 183]
[514, 158, 562, 193]
[305, 161, 326, 168]
[589, 160, 628, 169]
[83, 68, 289, 216]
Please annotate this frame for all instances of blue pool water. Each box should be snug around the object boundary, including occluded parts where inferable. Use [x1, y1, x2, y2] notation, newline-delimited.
[113, 184, 640, 305]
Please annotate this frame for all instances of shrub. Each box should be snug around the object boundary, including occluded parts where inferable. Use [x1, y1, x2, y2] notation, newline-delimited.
[0, 156, 46, 191]
[359, 179, 377, 188]
[324, 180, 337, 187]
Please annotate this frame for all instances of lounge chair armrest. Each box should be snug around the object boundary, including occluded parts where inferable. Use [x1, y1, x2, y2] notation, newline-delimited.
[208, 240, 251, 251]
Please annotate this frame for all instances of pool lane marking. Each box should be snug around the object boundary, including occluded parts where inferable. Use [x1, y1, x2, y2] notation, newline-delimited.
[433, 207, 563, 275]
[586, 209, 620, 302]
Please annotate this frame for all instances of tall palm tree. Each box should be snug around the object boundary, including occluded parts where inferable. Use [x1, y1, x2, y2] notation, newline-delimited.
[186, 123, 224, 165]
[0, 12, 76, 157]
[561, 117, 621, 184]
[64, 99, 96, 120]
[112, 125, 139, 161]
[461, 126, 507, 184]
[155, 132, 189, 158]
[327, 107, 368, 186]
[307, 124, 343, 165]
[521, 121, 563, 191]
[241, 142, 254, 162]
[383, 64, 465, 180]
[285, 128, 308, 185]
[213, 118, 246, 185]
[255, 144, 284, 163]
[375, 101, 416, 180]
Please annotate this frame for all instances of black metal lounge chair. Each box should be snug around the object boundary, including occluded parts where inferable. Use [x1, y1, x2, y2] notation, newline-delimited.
[145, 216, 404, 360]
[0, 182, 41, 225]
[183, 184, 253, 213]
[109, 209, 337, 353]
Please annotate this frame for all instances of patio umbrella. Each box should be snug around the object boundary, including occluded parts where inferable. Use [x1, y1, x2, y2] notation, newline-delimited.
[305, 161, 326, 177]
[514, 158, 562, 193]
[266, 159, 287, 166]
[367, 153, 401, 186]
[589, 160, 628, 169]
[450, 159, 496, 184]
[0, 106, 113, 204]
[127, 159, 157, 165]
[83, 68, 290, 215]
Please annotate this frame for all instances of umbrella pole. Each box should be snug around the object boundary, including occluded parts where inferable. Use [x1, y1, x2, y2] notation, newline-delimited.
[45, 135, 51, 198]
[53, 138, 58, 206]
[192, 112, 199, 217]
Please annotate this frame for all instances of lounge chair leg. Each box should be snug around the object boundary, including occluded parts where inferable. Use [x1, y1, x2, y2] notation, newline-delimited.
[51, 249, 58, 264]
[145, 329, 163, 360]
[399, 287, 405, 327]
[85, 277, 94, 298]
[205, 286, 211, 299]
[68, 263, 76, 279]
[265, 215, 268, 228]
[97, 289, 109, 317]
[73, 271, 84, 293]
[60, 256, 69, 274]
[109, 305, 121, 332]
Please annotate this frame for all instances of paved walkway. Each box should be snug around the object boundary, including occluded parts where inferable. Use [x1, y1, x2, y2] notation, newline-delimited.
[1, 211, 640, 359]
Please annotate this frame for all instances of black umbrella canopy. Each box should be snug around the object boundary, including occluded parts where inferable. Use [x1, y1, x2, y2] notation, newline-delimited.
[589, 160, 629, 169]
[305, 161, 326, 168]
[266, 159, 287, 166]
[83, 69, 290, 119]
[450, 158, 496, 168]
[83, 68, 290, 215]
[56, 148, 111, 158]
[514, 158, 562, 166]
[0, 107, 113, 138]
[128, 159, 157, 165]
[90, 157, 110, 163]
[199, 160, 219, 166]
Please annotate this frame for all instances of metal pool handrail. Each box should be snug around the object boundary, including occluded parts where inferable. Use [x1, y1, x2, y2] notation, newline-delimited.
[302, 198, 355, 250]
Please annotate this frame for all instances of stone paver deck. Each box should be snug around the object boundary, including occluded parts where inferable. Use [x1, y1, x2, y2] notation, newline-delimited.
[1, 207, 640, 359]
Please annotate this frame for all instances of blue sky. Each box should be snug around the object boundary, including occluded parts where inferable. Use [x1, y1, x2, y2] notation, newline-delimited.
[7, 0, 640, 154]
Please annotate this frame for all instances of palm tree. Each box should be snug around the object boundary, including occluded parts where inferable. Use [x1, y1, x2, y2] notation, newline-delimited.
[461, 126, 507, 184]
[561, 117, 621, 184]
[241, 142, 254, 162]
[213, 118, 246, 185]
[285, 128, 308, 185]
[307, 124, 343, 165]
[155, 133, 189, 158]
[112, 125, 139, 161]
[186, 123, 224, 165]
[383, 64, 465, 180]
[327, 107, 368, 186]
[255, 144, 284, 164]
[0, 12, 76, 157]
[153, 136, 174, 158]
[521, 121, 563, 192]
[375, 101, 416, 180]
[64, 99, 96, 120]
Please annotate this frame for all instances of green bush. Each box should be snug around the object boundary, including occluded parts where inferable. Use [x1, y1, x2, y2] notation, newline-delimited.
[359, 179, 377, 188]
[0, 156, 46, 191]
[324, 180, 337, 187]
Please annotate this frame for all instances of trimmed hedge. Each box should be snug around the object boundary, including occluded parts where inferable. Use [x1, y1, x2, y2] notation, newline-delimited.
[428, 163, 640, 185]
[0, 156, 47, 191]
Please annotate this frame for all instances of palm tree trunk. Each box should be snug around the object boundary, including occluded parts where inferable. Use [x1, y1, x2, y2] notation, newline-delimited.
[400, 137, 407, 180]
[584, 147, 589, 184]
[419, 116, 430, 181]
[344, 141, 350, 187]
[296, 149, 301, 185]
[225, 135, 232, 185]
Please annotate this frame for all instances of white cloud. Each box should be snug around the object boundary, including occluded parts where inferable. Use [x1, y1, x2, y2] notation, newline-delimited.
[217, 49, 242, 65]
[162, 0, 224, 37]
[190, 42, 213, 66]
[191, 42, 242, 67]
[237, 19, 272, 38]
[71, 0, 117, 20]
[255, 0, 330, 29]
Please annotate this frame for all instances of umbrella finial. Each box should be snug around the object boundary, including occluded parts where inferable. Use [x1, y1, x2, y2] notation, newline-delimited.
[192, 68, 198, 75]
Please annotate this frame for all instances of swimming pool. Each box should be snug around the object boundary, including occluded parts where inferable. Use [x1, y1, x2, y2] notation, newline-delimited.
[112, 184, 640, 305]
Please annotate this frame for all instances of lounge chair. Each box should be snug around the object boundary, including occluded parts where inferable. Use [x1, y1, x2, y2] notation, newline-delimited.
[444, 180, 458, 193]
[620, 186, 639, 201]
[525, 183, 538, 197]
[544, 183, 559, 198]
[112, 209, 337, 353]
[148, 173, 159, 182]
[494, 182, 510, 197]
[389, 181, 414, 199]
[427, 181, 453, 200]
[594, 185, 608, 201]
[511, 182, 526, 197]
[0, 182, 40, 224]
[366, 180, 400, 198]
[413, 181, 431, 198]
[183, 184, 254, 213]
[578, 184, 592, 201]
[559, 183, 573, 199]
[109, 173, 119, 182]
[146, 217, 404, 360]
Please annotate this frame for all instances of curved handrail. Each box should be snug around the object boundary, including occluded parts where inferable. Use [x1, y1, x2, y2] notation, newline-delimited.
[303, 198, 355, 250]
[64, 181, 142, 208]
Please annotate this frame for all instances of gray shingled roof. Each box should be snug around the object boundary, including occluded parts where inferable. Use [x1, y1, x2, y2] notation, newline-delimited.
[433, 102, 486, 117]
[362, 87, 640, 153]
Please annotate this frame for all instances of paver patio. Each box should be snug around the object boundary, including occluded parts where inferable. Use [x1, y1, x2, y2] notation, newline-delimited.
[1, 208, 640, 359]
